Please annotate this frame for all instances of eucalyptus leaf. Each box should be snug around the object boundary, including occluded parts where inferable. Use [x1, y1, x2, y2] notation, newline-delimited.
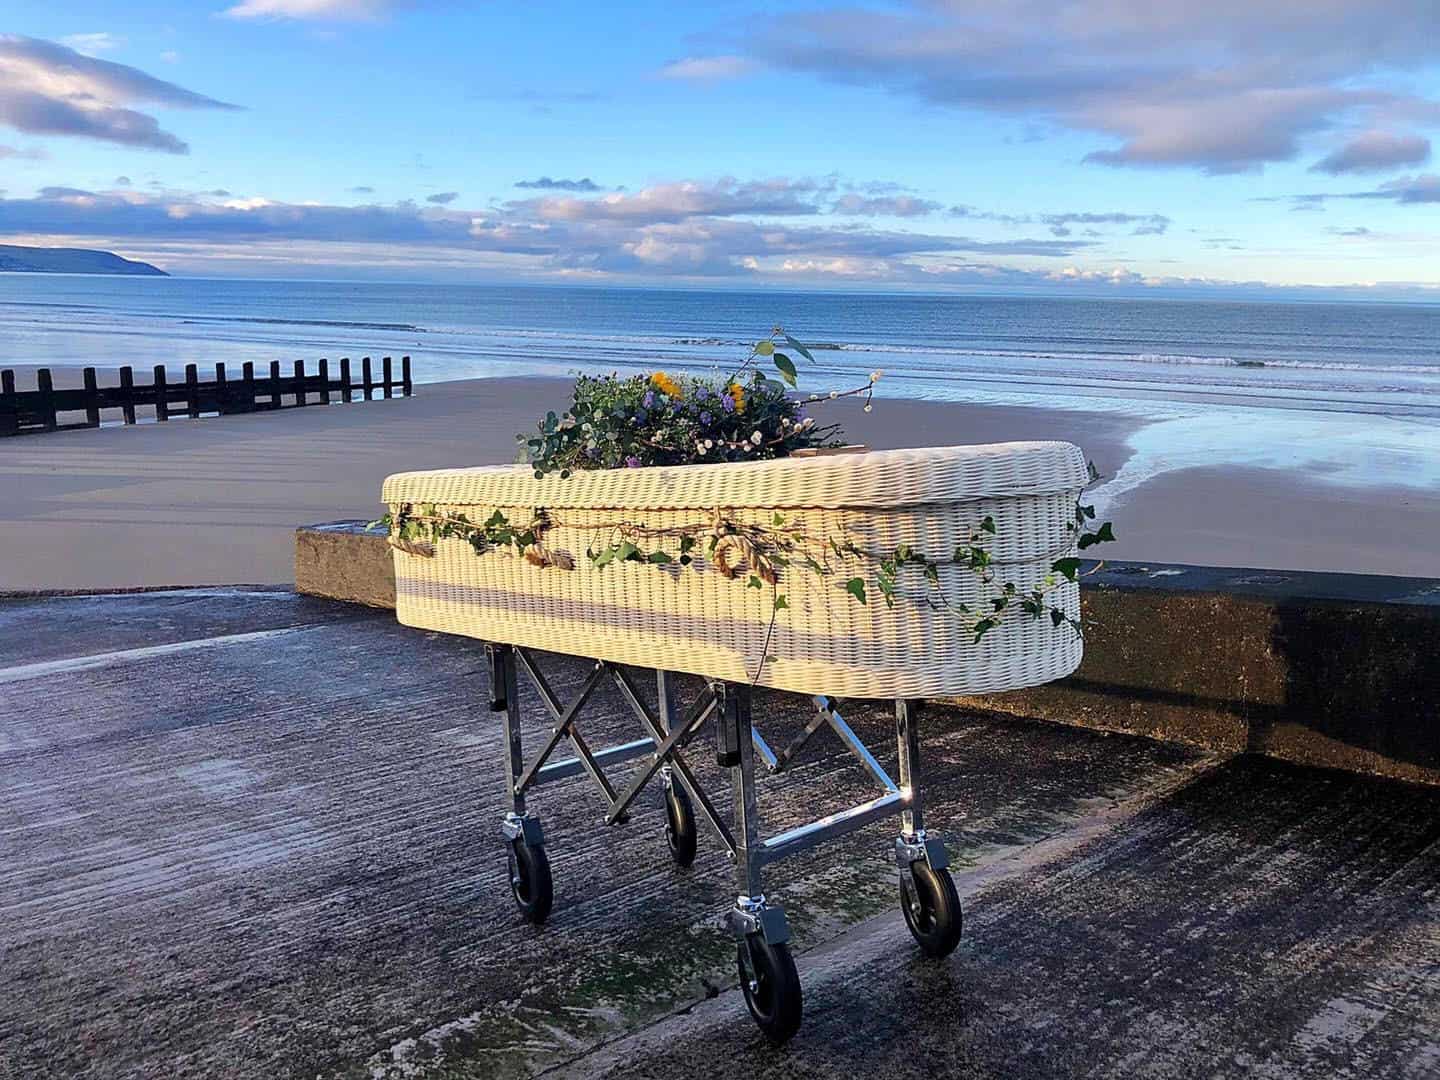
[782, 332, 816, 364]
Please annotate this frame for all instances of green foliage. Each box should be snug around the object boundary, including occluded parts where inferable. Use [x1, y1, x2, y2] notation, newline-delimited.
[519, 328, 844, 477]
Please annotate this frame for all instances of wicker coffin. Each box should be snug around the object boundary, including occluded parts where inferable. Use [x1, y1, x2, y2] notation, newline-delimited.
[382, 442, 1091, 700]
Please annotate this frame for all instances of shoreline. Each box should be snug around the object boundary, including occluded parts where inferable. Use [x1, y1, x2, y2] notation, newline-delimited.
[1, 376, 1436, 590]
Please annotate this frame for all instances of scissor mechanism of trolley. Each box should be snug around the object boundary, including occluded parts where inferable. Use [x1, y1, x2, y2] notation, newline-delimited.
[488, 643, 962, 1045]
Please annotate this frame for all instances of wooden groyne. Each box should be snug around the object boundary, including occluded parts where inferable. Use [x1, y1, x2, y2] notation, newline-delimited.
[0, 356, 411, 437]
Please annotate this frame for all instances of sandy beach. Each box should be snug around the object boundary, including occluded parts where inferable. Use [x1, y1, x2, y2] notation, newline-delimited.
[1, 373, 1436, 591]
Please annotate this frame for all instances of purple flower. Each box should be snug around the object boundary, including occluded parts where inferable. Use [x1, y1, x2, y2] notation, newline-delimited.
[625, 455, 641, 468]
[694, 387, 709, 401]
[634, 408, 648, 424]
[642, 391, 655, 408]
[721, 394, 736, 413]
[699, 410, 713, 426]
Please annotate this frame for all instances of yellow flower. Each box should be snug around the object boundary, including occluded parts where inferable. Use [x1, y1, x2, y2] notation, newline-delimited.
[728, 383, 746, 413]
[650, 371, 681, 397]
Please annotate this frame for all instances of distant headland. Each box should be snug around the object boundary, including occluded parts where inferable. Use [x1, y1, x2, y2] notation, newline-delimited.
[0, 244, 168, 276]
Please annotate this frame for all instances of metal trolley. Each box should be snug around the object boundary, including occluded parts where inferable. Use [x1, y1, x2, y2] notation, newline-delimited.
[487, 644, 962, 1045]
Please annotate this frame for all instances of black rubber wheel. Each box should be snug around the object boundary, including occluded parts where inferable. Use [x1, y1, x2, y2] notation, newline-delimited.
[900, 862, 962, 958]
[507, 838, 553, 924]
[737, 934, 803, 1044]
[664, 782, 697, 868]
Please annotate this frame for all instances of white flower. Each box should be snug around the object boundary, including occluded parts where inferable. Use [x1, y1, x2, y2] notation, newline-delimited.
[828, 390, 838, 399]
[750, 431, 763, 445]
[870, 369, 884, 382]
[803, 417, 815, 428]
[863, 404, 873, 413]
[705, 439, 714, 449]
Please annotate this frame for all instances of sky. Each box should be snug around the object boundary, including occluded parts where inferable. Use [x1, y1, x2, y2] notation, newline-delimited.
[1, 1, 1438, 296]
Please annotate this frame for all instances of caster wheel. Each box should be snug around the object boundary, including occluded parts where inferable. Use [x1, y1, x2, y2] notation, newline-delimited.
[664, 782, 697, 868]
[507, 838, 553, 924]
[900, 862, 962, 958]
[737, 934, 803, 1044]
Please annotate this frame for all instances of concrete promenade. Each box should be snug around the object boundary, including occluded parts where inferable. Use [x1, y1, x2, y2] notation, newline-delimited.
[2, 588, 1437, 1078]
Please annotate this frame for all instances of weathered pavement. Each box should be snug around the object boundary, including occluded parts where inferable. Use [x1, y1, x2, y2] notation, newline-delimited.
[2, 589, 1438, 1079]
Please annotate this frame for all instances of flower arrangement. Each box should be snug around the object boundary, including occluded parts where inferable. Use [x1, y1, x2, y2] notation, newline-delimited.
[519, 328, 878, 478]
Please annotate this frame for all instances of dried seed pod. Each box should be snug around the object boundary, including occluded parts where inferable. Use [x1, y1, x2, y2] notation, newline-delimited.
[713, 536, 740, 578]
[389, 537, 436, 558]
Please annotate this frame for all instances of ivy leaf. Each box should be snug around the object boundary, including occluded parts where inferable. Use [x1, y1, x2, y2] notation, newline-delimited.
[617, 540, 640, 562]
[980, 515, 996, 534]
[647, 551, 673, 564]
[773, 352, 798, 387]
[1078, 522, 1116, 549]
[1051, 609, 1067, 627]
[774, 594, 789, 611]
[748, 575, 763, 589]
[973, 617, 998, 642]
[845, 577, 867, 604]
[1051, 557, 1082, 581]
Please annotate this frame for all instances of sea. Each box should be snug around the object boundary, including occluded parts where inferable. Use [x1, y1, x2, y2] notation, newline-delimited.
[2, 275, 1437, 500]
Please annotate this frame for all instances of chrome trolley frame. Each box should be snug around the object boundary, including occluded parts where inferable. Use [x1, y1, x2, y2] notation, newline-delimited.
[487, 643, 961, 1044]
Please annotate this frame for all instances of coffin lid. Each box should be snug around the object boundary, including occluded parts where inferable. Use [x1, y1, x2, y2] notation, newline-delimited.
[382, 441, 1090, 512]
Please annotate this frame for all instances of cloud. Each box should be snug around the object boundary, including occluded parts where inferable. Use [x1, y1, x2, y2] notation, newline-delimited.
[349, 185, 375, 194]
[1257, 173, 1440, 206]
[426, 191, 459, 204]
[59, 33, 125, 55]
[510, 177, 835, 225]
[657, 56, 756, 81]
[1377, 173, 1440, 203]
[514, 176, 603, 192]
[733, 2, 1440, 174]
[831, 194, 942, 217]
[223, 0, 399, 19]
[0, 143, 46, 160]
[0, 179, 1091, 281]
[0, 35, 239, 153]
[1311, 131, 1432, 174]
[950, 205, 1169, 235]
[1042, 211, 1170, 236]
[114, 175, 132, 186]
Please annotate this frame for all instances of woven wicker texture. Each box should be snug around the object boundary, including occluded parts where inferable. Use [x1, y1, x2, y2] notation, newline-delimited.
[385, 442, 1091, 700]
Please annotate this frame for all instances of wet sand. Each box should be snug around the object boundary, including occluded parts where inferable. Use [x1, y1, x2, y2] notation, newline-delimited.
[0, 375, 1435, 590]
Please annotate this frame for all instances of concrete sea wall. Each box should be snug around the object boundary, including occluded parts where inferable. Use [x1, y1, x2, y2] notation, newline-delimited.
[296, 523, 1440, 786]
